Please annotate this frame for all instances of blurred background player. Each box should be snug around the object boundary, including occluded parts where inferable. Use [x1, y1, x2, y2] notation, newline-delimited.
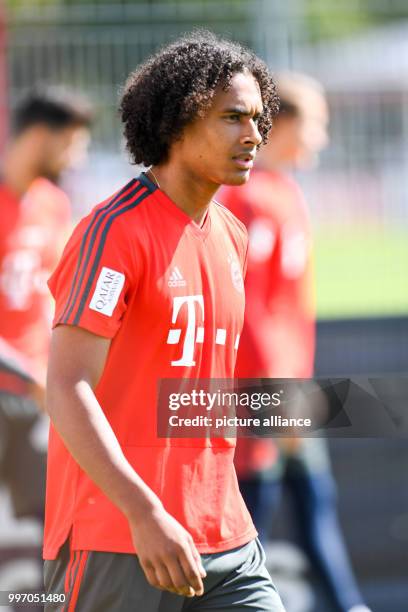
[0, 92, 91, 561]
[221, 73, 371, 612]
[0, 91, 92, 389]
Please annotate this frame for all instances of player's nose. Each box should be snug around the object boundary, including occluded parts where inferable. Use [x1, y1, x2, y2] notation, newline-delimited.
[242, 120, 262, 147]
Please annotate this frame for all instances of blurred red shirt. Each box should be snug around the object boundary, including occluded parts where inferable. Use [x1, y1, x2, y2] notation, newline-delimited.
[0, 178, 71, 385]
[221, 169, 315, 477]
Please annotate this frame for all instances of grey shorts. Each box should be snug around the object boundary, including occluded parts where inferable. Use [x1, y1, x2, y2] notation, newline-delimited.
[44, 537, 285, 611]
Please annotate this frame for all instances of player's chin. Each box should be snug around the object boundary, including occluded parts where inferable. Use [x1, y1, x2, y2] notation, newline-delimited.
[222, 169, 252, 186]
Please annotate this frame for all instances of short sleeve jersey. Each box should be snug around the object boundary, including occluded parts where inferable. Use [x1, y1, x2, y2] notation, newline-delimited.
[0, 178, 71, 385]
[44, 173, 256, 559]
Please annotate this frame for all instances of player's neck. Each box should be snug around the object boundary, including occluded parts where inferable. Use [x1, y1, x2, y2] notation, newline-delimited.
[149, 164, 217, 226]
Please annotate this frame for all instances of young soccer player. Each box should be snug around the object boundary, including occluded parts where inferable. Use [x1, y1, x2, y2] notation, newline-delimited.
[43, 31, 285, 611]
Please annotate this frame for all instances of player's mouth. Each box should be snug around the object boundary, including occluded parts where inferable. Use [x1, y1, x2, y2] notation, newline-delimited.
[232, 153, 255, 170]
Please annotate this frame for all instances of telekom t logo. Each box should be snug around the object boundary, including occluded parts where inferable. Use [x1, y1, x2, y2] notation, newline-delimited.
[166, 294, 241, 366]
[167, 295, 204, 366]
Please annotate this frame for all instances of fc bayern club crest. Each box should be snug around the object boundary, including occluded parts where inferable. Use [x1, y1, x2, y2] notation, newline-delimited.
[228, 254, 244, 293]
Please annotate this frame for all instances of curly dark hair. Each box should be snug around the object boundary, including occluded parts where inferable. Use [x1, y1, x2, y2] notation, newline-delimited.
[119, 30, 279, 166]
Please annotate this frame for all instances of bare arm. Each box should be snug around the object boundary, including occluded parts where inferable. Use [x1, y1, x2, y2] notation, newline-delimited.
[46, 325, 206, 597]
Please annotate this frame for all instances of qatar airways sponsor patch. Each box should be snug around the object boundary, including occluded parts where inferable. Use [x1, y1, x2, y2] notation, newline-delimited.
[89, 266, 125, 316]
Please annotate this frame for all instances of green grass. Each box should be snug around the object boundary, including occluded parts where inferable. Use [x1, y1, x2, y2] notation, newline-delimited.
[314, 226, 408, 319]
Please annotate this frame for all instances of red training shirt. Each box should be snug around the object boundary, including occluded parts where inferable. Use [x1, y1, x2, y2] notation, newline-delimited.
[44, 172, 256, 559]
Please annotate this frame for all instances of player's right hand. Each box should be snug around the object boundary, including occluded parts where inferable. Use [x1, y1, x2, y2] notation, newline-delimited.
[129, 505, 207, 598]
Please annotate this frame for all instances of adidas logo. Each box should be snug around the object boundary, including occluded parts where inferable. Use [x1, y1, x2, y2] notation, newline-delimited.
[168, 266, 187, 287]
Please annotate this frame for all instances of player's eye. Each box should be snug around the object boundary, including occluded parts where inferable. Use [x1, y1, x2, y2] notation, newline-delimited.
[226, 114, 241, 122]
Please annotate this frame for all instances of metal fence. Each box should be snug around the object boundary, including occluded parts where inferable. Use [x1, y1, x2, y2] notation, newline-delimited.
[3, 0, 408, 319]
[5, 1, 408, 220]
